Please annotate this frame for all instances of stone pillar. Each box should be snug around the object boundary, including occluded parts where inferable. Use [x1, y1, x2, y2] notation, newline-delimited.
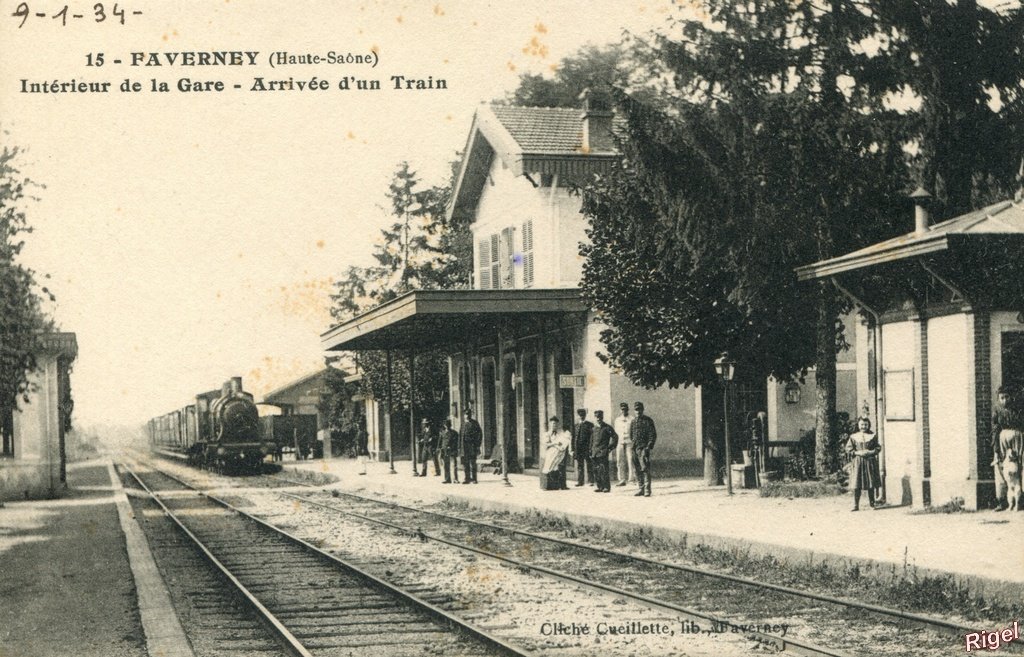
[1, 333, 77, 501]
[973, 313, 993, 509]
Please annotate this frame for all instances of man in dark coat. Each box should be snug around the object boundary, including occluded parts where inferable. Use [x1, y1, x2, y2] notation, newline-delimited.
[572, 408, 594, 486]
[356, 420, 369, 475]
[439, 418, 460, 484]
[461, 408, 482, 484]
[590, 410, 618, 493]
[418, 418, 440, 477]
[630, 402, 657, 497]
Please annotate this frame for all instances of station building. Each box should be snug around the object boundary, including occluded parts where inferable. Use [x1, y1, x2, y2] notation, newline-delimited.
[321, 101, 867, 478]
[322, 102, 709, 475]
[0, 332, 78, 501]
[798, 194, 1024, 509]
[260, 367, 385, 459]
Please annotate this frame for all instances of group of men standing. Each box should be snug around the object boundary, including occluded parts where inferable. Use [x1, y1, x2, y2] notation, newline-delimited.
[415, 409, 482, 484]
[561, 401, 657, 496]
[409, 403, 656, 496]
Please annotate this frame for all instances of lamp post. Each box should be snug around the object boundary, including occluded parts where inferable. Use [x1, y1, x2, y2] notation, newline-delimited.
[714, 353, 736, 495]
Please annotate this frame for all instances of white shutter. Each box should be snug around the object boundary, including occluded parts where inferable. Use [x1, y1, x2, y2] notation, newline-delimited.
[477, 238, 491, 290]
[522, 220, 534, 287]
[490, 233, 501, 290]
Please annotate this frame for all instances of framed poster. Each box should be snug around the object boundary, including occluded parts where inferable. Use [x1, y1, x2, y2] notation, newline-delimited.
[883, 369, 915, 421]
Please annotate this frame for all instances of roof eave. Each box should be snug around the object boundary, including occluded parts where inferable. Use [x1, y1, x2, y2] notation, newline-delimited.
[796, 235, 950, 281]
[320, 289, 420, 343]
[260, 368, 330, 404]
[320, 288, 588, 353]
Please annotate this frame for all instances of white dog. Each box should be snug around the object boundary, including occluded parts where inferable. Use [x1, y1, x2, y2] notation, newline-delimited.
[1004, 450, 1022, 512]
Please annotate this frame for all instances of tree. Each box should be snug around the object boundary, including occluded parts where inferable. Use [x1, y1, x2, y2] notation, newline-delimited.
[507, 44, 626, 107]
[873, 1, 1024, 219]
[317, 365, 362, 456]
[584, 0, 1024, 479]
[0, 140, 54, 432]
[326, 161, 469, 431]
[580, 1, 933, 479]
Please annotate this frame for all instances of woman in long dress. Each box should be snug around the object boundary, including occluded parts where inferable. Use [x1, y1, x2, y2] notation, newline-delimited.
[541, 416, 571, 490]
[846, 417, 882, 511]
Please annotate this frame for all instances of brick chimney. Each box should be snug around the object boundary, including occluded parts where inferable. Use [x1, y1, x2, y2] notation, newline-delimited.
[910, 187, 932, 235]
[579, 88, 614, 153]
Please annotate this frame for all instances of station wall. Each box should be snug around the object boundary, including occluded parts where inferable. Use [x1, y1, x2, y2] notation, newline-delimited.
[926, 314, 973, 506]
[881, 320, 919, 507]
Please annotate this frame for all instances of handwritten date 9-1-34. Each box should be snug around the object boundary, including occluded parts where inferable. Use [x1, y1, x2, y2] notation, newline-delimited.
[12, 3, 143, 27]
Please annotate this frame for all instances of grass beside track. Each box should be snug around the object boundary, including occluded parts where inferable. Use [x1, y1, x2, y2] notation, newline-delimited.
[440, 500, 1021, 624]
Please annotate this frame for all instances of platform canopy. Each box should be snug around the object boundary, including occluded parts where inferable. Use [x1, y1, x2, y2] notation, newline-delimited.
[320, 288, 589, 352]
[796, 198, 1024, 312]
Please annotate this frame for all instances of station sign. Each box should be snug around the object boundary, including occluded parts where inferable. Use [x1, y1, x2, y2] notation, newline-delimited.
[558, 374, 586, 389]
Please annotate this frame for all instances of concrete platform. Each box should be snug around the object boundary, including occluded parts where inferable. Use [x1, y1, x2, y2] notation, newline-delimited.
[287, 456, 1024, 607]
[0, 458, 193, 657]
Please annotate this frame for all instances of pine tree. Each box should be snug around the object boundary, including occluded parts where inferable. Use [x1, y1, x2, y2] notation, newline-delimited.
[326, 161, 468, 427]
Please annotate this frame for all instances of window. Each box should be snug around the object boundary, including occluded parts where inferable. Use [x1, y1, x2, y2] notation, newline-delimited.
[522, 220, 534, 287]
[478, 230, 518, 290]
[1002, 331, 1024, 393]
[2, 406, 13, 457]
[500, 227, 515, 289]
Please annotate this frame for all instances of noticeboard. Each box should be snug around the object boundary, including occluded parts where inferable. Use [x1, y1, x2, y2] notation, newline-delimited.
[883, 369, 915, 421]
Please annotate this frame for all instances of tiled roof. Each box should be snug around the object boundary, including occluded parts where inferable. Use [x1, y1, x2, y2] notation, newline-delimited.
[488, 104, 588, 154]
[447, 103, 618, 223]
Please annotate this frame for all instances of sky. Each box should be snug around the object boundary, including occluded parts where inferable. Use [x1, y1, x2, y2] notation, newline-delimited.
[0, 1, 675, 426]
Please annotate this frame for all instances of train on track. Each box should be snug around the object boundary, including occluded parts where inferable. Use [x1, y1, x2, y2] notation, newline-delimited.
[147, 376, 306, 473]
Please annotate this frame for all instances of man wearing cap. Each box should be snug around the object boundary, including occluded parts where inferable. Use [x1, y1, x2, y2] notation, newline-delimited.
[439, 418, 460, 484]
[613, 402, 634, 486]
[418, 418, 441, 477]
[572, 408, 594, 487]
[591, 410, 618, 492]
[992, 385, 1024, 511]
[630, 402, 657, 497]
[461, 408, 482, 484]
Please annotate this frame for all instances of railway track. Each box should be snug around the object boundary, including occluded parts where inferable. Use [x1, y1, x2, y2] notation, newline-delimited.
[135, 458, 780, 655]
[121, 463, 532, 657]
[137, 457, 1021, 656]
[270, 485, 1020, 657]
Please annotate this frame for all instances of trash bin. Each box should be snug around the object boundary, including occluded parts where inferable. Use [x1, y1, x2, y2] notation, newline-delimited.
[731, 464, 756, 489]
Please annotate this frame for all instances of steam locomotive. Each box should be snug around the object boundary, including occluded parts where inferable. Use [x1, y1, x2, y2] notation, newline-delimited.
[148, 377, 275, 473]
